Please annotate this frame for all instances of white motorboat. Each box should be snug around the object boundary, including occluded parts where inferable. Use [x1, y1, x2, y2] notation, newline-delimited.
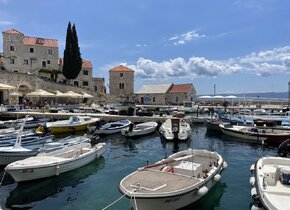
[121, 122, 158, 137]
[91, 119, 131, 135]
[5, 142, 106, 182]
[119, 149, 227, 210]
[250, 156, 290, 210]
[159, 118, 191, 141]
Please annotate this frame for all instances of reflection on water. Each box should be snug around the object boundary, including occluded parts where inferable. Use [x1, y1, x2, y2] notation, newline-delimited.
[182, 182, 227, 210]
[5, 157, 106, 208]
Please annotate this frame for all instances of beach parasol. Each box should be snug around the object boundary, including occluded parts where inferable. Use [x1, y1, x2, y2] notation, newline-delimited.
[0, 83, 15, 90]
[63, 91, 82, 98]
[26, 89, 55, 97]
[82, 91, 94, 98]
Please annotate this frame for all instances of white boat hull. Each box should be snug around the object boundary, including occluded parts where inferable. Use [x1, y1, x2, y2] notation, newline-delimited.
[129, 175, 218, 210]
[121, 122, 158, 137]
[5, 143, 106, 182]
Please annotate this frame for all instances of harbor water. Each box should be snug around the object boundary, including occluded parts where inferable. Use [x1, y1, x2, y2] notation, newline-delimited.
[0, 124, 277, 210]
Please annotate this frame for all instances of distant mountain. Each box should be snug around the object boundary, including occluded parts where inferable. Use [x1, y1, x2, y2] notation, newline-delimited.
[199, 92, 288, 99]
[234, 92, 288, 99]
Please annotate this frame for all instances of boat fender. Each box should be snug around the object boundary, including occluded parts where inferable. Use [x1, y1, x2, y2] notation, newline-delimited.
[167, 167, 174, 173]
[250, 164, 255, 173]
[251, 204, 263, 210]
[197, 186, 208, 196]
[56, 163, 60, 176]
[251, 187, 258, 199]
[223, 161, 228, 169]
[213, 174, 221, 182]
[250, 176, 255, 186]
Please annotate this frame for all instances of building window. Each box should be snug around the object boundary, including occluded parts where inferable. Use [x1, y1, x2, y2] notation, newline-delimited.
[120, 73, 123, 77]
[30, 48, 34, 53]
[74, 81, 79, 87]
[47, 60, 51, 65]
[48, 49, 53, 55]
[119, 83, 124, 89]
[176, 96, 179, 103]
[95, 86, 98, 91]
[10, 46, 15, 51]
[42, 61, 46, 67]
[83, 70, 88, 75]
[8, 35, 16, 42]
[83, 81, 89, 86]
[153, 97, 155, 102]
[24, 59, 29, 65]
[10, 58, 15, 64]
[36, 38, 44, 45]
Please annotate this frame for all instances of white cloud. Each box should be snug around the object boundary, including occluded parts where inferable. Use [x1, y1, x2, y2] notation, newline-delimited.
[0, 20, 13, 26]
[168, 30, 205, 45]
[136, 43, 147, 48]
[132, 46, 290, 80]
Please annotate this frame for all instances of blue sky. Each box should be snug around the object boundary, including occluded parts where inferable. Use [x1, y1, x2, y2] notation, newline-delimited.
[1, 0, 290, 95]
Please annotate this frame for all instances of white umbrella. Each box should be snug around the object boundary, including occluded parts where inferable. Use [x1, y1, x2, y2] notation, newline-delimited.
[212, 95, 224, 99]
[225, 95, 237, 99]
[198, 95, 212, 99]
[0, 83, 15, 90]
[63, 91, 82, 98]
[26, 89, 55, 97]
[82, 91, 94, 98]
[55, 90, 66, 97]
[9, 91, 23, 96]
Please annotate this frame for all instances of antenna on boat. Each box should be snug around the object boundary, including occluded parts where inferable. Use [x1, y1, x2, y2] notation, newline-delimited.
[13, 115, 29, 149]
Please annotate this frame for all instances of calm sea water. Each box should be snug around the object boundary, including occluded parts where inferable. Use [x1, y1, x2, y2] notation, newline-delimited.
[0, 124, 278, 210]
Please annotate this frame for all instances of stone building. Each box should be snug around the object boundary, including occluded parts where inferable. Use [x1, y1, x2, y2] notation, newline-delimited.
[136, 83, 173, 105]
[136, 83, 196, 105]
[168, 83, 196, 105]
[2, 29, 59, 74]
[109, 65, 134, 100]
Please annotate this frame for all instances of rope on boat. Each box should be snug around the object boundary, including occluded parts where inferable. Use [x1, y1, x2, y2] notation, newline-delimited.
[101, 194, 126, 210]
[0, 170, 7, 187]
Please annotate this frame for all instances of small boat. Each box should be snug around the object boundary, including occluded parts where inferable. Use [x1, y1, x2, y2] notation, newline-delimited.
[0, 134, 93, 166]
[204, 119, 224, 132]
[36, 116, 100, 134]
[5, 142, 106, 182]
[159, 118, 191, 141]
[119, 149, 227, 210]
[121, 122, 158, 137]
[16, 117, 51, 129]
[91, 119, 131, 135]
[219, 124, 290, 144]
[250, 156, 290, 210]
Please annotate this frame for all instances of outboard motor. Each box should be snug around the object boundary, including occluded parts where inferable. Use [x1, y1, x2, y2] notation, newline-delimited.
[90, 133, 100, 146]
[129, 123, 134, 132]
[277, 139, 290, 157]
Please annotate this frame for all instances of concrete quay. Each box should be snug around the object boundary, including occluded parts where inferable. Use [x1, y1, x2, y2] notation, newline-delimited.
[0, 111, 169, 123]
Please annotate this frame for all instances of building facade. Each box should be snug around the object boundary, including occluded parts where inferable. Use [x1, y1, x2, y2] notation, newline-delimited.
[109, 65, 134, 100]
[168, 83, 196, 105]
[2, 29, 59, 74]
[136, 83, 173, 105]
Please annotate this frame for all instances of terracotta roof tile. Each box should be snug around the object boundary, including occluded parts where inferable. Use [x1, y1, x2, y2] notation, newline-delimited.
[169, 84, 193, 93]
[109, 65, 134, 72]
[82, 60, 93, 69]
[3, 29, 23, 35]
[23, 36, 58, 48]
[59, 58, 92, 69]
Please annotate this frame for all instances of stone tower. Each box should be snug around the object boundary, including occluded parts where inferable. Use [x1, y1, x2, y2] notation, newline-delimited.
[109, 65, 134, 100]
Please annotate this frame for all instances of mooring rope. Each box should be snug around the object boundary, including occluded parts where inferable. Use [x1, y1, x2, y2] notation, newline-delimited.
[101, 194, 126, 210]
[0, 170, 7, 187]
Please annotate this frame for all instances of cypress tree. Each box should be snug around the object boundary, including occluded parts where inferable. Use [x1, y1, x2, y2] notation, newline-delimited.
[62, 22, 82, 83]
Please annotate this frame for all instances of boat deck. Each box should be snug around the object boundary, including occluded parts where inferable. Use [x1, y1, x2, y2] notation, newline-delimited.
[121, 169, 200, 194]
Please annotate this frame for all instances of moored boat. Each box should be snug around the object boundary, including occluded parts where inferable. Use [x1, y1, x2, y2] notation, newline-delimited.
[121, 121, 158, 137]
[250, 156, 290, 210]
[5, 142, 106, 182]
[119, 149, 227, 210]
[91, 119, 131, 135]
[219, 124, 290, 144]
[36, 116, 100, 134]
[159, 118, 191, 141]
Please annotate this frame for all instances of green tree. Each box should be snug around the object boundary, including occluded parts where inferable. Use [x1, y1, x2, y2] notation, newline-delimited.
[62, 22, 82, 83]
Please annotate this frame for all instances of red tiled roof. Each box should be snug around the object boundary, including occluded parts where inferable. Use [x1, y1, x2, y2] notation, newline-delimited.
[169, 84, 193, 93]
[58, 58, 92, 69]
[82, 60, 93, 69]
[23, 36, 58, 48]
[3, 29, 23, 35]
[109, 65, 134, 72]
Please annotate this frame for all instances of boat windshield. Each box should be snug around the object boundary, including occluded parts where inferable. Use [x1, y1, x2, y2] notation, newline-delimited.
[280, 168, 290, 185]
